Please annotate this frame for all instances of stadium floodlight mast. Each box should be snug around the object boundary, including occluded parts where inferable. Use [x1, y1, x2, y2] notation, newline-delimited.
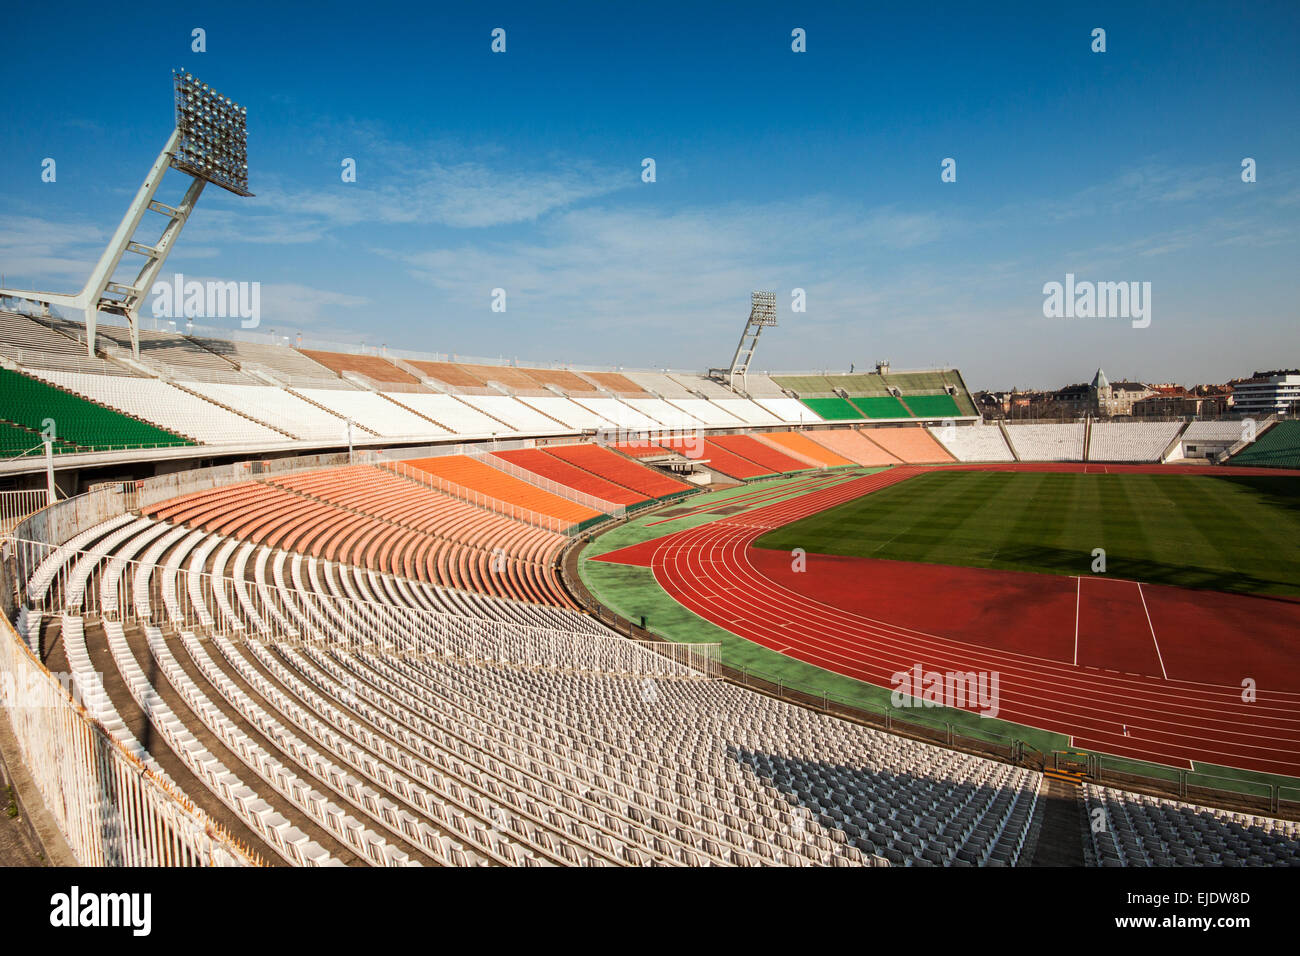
[710, 291, 778, 393]
[0, 70, 252, 358]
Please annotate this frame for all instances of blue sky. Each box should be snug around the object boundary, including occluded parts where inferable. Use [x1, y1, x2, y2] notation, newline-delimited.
[1, 1, 1296, 389]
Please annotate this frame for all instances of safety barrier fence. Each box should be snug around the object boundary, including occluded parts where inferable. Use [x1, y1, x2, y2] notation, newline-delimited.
[474, 449, 626, 516]
[2, 486, 263, 866]
[377, 458, 574, 536]
[0, 489, 49, 537]
[0, 614, 263, 866]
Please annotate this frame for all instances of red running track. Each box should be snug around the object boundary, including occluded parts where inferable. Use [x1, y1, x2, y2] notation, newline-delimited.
[596, 465, 1300, 775]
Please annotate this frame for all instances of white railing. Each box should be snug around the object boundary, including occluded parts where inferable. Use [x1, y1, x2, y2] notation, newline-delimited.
[378, 458, 575, 535]
[0, 615, 263, 866]
[0, 489, 49, 536]
[133, 451, 374, 512]
[0, 617, 263, 866]
[474, 449, 626, 516]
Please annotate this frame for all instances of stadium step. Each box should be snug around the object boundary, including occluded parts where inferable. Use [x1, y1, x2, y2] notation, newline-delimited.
[1043, 767, 1085, 787]
[1028, 777, 1087, 866]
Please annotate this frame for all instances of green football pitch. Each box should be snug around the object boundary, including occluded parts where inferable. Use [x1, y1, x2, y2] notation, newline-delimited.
[755, 470, 1300, 598]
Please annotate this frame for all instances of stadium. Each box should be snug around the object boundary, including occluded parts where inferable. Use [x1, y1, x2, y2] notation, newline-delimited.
[1, 6, 1297, 887]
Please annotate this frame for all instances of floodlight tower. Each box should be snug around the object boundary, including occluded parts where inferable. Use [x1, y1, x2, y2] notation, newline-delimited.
[709, 291, 778, 393]
[0, 70, 252, 358]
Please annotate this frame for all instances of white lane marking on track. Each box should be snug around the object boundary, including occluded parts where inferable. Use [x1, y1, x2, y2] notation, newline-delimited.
[1138, 582, 1169, 680]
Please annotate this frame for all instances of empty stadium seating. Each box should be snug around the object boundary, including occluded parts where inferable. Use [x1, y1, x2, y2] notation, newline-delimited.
[860, 426, 954, 464]
[659, 436, 773, 479]
[709, 399, 783, 425]
[1083, 783, 1300, 866]
[25, 503, 1049, 868]
[297, 349, 423, 386]
[0, 420, 78, 456]
[28, 368, 289, 444]
[806, 429, 902, 467]
[850, 396, 913, 419]
[928, 424, 1014, 462]
[584, 371, 648, 395]
[1087, 421, 1182, 462]
[295, 389, 445, 438]
[612, 441, 671, 458]
[543, 443, 692, 498]
[493, 449, 648, 506]
[622, 371, 694, 397]
[189, 334, 345, 385]
[515, 395, 614, 430]
[518, 367, 598, 393]
[567, 397, 664, 432]
[759, 432, 857, 467]
[406, 360, 488, 389]
[179, 381, 352, 442]
[1181, 421, 1247, 443]
[902, 393, 962, 419]
[709, 434, 815, 475]
[404, 455, 603, 526]
[386, 392, 507, 435]
[623, 398, 708, 430]
[1003, 423, 1086, 462]
[664, 398, 743, 427]
[459, 395, 570, 433]
[0, 311, 133, 375]
[799, 398, 866, 421]
[754, 397, 825, 424]
[1228, 420, 1300, 469]
[90, 324, 253, 383]
[1, 366, 193, 451]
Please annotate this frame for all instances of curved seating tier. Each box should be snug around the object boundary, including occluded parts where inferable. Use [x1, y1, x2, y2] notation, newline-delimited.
[142, 465, 575, 608]
[658, 437, 772, 479]
[707, 435, 814, 475]
[927, 424, 1014, 462]
[759, 432, 857, 468]
[39, 500, 1277, 869]
[403, 456, 602, 527]
[492, 449, 648, 506]
[541, 443, 692, 498]
[26, 504, 1058, 867]
[806, 428, 902, 467]
[859, 426, 954, 464]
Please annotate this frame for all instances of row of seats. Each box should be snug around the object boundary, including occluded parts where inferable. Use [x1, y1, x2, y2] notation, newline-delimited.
[1087, 421, 1182, 462]
[142, 466, 575, 607]
[1003, 423, 1087, 461]
[27, 509, 1048, 866]
[544, 443, 692, 498]
[1083, 783, 1299, 866]
[493, 449, 648, 507]
[403, 455, 603, 527]
[858, 427, 953, 464]
[1, 366, 193, 450]
[928, 424, 1014, 462]
[0, 419, 79, 456]
[1227, 420, 1300, 469]
[0, 311, 135, 376]
[760, 431, 857, 468]
[90, 323, 254, 384]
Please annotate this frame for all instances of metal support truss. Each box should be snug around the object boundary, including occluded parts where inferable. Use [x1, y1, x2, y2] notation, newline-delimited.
[0, 128, 212, 358]
[709, 290, 778, 392]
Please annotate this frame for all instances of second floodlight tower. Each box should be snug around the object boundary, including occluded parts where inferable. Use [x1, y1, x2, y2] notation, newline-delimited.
[710, 291, 778, 393]
[0, 70, 252, 357]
